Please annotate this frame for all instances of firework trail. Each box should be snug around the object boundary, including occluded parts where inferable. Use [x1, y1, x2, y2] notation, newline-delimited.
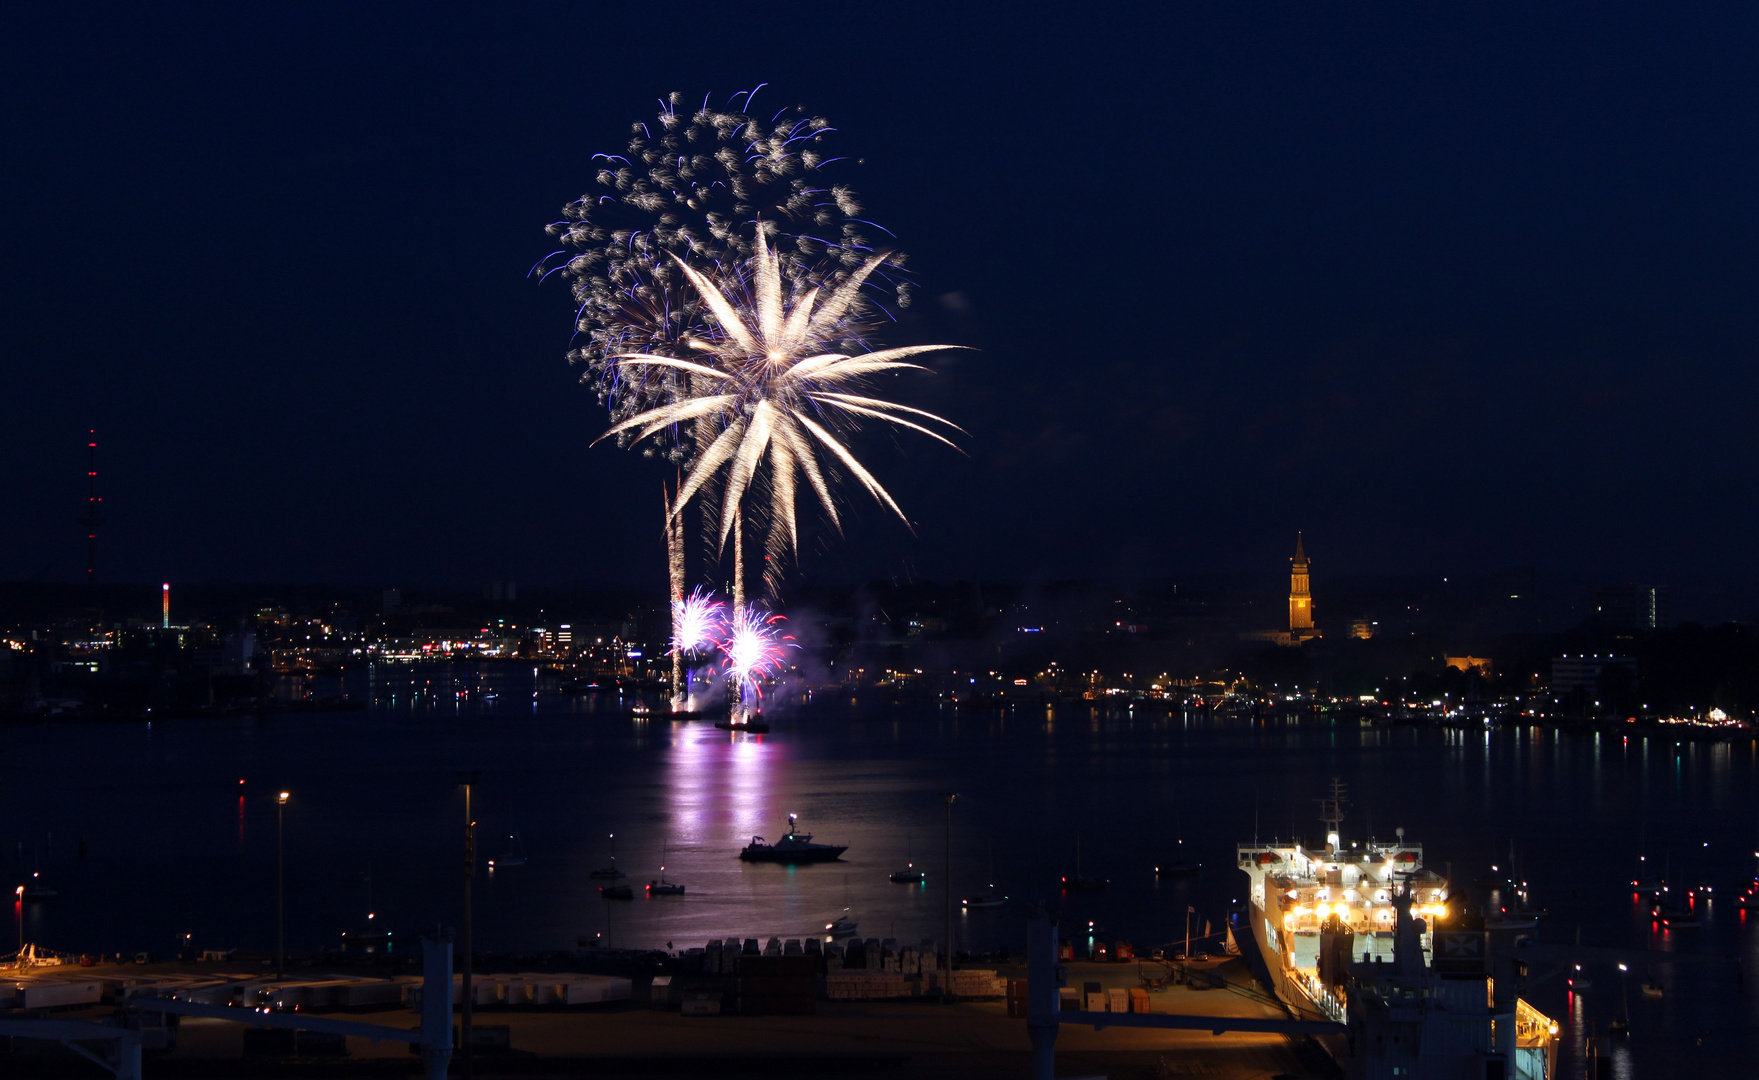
[720, 605, 794, 709]
[665, 480, 687, 707]
[594, 228, 965, 600]
[537, 88, 909, 457]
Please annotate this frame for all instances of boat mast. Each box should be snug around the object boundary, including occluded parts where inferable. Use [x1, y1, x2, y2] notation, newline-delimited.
[1321, 778, 1347, 855]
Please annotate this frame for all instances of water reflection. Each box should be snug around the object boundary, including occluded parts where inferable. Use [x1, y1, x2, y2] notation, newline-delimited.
[0, 665, 1753, 1076]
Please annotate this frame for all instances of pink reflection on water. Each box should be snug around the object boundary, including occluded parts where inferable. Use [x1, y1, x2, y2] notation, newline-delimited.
[726, 734, 773, 841]
[665, 728, 709, 840]
[663, 730, 777, 847]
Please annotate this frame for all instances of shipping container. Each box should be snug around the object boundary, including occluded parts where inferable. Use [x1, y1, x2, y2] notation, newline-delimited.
[681, 992, 722, 1016]
[561, 975, 632, 1005]
[18, 980, 103, 1010]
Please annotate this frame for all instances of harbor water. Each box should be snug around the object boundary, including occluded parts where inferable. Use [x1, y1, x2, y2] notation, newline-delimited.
[2, 661, 1754, 1078]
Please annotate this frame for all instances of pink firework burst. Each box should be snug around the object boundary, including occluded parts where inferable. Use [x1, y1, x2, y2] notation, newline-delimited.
[720, 607, 795, 694]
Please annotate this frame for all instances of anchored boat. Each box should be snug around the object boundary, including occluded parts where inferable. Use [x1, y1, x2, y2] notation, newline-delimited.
[740, 814, 847, 863]
[588, 833, 625, 880]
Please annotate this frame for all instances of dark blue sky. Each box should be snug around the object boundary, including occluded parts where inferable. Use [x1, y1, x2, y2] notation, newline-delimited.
[3, 4, 1755, 599]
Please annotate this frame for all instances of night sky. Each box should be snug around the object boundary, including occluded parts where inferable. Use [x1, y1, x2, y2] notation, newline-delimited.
[4, 5, 1755, 600]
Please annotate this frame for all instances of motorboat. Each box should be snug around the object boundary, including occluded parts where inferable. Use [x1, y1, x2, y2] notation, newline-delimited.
[740, 814, 847, 863]
[823, 910, 858, 937]
[961, 887, 1007, 908]
[1641, 978, 1664, 998]
[889, 863, 925, 884]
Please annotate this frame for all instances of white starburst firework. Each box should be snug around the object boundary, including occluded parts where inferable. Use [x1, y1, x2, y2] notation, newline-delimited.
[593, 227, 965, 598]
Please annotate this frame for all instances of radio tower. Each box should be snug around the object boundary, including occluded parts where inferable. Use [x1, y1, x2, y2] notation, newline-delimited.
[78, 431, 103, 604]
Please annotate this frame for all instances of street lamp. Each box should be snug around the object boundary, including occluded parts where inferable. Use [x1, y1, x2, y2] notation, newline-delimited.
[275, 791, 289, 980]
[940, 792, 957, 999]
[454, 771, 481, 1080]
[14, 885, 22, 953]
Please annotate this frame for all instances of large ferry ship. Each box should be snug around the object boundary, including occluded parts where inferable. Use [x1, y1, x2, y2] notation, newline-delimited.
[1235, 784, 1558, 1080]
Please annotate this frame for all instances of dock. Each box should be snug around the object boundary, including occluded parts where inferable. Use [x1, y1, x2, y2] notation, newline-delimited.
[2, 955, 1334, 1079]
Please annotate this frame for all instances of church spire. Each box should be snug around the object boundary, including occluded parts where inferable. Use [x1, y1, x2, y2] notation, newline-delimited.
[1288, 533, 1314, 634]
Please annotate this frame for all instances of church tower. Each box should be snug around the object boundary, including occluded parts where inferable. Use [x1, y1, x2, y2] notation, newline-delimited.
[1289, 533, 1314, 634]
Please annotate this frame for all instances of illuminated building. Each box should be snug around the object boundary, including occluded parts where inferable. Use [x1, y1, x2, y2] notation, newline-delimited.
[1243, 534, 1322, 646]
[1591, 584, 1670, 630]
[1289, 533, 1314, 636]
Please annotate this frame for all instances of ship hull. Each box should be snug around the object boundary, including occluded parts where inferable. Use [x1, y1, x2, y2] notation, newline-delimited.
[740, 846, 846, 863]
[1242, 899, 1350, 1069]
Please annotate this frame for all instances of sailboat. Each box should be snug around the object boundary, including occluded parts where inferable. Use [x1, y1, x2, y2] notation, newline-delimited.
[961, 839, 1007, 907]
[1061, 831, 1108, 891]
[341, 866, 391, 951]
[488, 832, 527, 869]
[1155, 839, 1202, 876]
[22, 870, 57, 899]
[588, 833, 625, 879]
[647, 839, 685, 895]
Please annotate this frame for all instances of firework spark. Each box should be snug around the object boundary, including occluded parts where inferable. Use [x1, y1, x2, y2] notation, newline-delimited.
[720, 606, 794, 699]
[538, 89, 908, 451]
[672, 587, 725, 657]
[594, 228, 965, 594]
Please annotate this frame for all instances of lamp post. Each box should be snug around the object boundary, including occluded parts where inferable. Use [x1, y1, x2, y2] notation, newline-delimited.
[1184, 905, 1195, 959]
[14, 885, 22, 953]
[455, 771, 481, 1080]
[940, 792, 957, 1000]
[276, 791, 289, 980]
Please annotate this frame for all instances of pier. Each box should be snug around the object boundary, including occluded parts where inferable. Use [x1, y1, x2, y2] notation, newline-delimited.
[0, 946, 1334, 1079]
